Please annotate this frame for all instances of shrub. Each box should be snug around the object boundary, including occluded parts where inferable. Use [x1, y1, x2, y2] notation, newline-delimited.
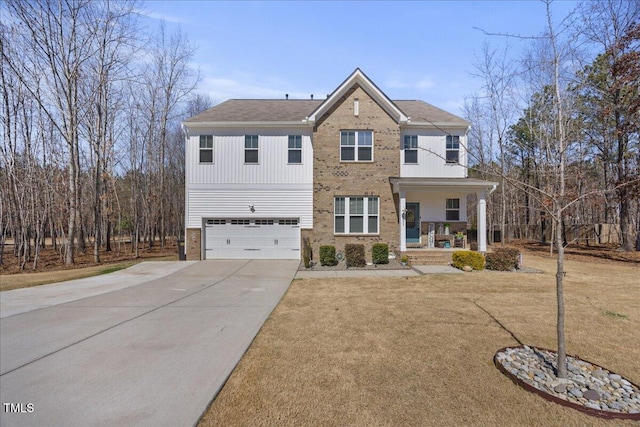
[372, 243, 389, 264]
[345, 244, 366, 267]
[485, 247, 520, 271]
[319, 245, 337, 266]
[452, 251, 485, 270]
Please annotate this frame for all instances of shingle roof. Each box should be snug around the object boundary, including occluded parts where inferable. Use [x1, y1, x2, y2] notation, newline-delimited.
[183, 99, 322, 123]
[183, 98, 469, 126]
[394, 100, 470, 126]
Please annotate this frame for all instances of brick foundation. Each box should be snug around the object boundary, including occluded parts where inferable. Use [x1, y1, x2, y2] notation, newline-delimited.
[186, 228, 201, 260]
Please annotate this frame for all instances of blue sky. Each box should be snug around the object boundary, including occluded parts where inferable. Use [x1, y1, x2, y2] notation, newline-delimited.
[141, 1, 579, 116]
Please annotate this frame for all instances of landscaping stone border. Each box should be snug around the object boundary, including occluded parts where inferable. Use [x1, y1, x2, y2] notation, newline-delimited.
[494, 345, 640, 420]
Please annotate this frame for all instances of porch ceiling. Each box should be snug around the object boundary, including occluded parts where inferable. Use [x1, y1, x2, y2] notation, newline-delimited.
[389, 177, 498, 194]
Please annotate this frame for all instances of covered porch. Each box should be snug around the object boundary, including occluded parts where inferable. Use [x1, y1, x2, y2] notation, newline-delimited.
[389, 177, 498, 252]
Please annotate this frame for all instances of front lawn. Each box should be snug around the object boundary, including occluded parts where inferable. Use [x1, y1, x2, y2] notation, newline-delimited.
[200, 252, 639, 426]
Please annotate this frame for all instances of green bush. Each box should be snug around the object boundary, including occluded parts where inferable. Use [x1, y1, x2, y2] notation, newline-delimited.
[372, 243, 389, 264]
[320, 245, 337, 266]
[345, 244, 366, 267]
[485, 247, 520, 271]
[452, 251, 485, 270]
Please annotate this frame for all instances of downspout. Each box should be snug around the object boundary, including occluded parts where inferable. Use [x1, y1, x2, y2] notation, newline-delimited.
[486, 184, 497, 249]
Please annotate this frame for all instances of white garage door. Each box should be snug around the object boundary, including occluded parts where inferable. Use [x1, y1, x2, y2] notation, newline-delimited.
[204, 218, 300, 259]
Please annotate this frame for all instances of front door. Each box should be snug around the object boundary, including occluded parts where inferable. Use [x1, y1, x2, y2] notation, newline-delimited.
[406, 203, 420, 243]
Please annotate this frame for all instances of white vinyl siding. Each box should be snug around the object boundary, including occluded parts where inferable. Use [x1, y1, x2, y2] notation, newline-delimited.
[400, 131, 467, 178]
[334, 196, 379, 234]
[185, 130, 313, 185]
[187, 183, 313, 229]
[405, 191, 468, 223]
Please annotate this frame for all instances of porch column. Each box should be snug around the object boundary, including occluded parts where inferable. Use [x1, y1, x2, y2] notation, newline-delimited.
[477, 191, 487, 252]
[399, 190, 407, 252]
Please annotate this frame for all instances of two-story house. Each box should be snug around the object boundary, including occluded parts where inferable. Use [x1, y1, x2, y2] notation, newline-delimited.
[182, 69, 497, 261]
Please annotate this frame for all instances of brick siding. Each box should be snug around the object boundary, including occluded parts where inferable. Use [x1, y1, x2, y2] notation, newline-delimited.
[309, 84, 401, 261]
[186, 228, 201, 260]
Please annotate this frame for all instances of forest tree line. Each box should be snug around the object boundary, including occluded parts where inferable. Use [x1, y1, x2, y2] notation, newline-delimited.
[1, 0, 638, 272]
[1, 0, 211, 269]
[464, 0, 639, 251]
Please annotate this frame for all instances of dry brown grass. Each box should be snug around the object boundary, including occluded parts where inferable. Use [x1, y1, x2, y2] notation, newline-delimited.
[199, 252, 640, 427]
[0, 255, 177, 291]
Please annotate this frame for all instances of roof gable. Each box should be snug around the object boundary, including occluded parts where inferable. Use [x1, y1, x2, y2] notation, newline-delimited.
[306, 68, 408, 125]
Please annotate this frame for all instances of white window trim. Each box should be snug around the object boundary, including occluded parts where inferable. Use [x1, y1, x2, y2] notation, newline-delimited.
[340, 130, 374, 162]
[403, 135, 418, 164]
[446, 198, 460, 221]
[334, 196, 379, 235]
[288, 135, 302, 164]
[199, 135, 213, 164]
[245, 135, 259, 164]
[446, 135, 460, 164]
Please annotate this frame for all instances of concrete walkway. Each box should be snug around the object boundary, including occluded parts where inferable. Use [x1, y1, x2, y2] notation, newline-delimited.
[0, 260, 298, 427]
[294, 264, 462, 279]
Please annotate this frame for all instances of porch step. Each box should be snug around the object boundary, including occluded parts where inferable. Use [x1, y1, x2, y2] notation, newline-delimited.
[403, 251, 452, 265]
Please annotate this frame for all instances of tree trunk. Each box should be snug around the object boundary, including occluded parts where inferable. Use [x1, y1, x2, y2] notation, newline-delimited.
[555, 210, 567, 378]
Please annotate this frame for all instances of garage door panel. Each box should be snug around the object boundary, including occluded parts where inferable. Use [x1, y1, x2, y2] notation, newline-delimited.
[204, 219, 299, 260]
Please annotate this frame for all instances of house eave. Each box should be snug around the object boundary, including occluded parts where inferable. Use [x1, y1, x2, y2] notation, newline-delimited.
[389, 177, 499, 193]
[403, 122, 471, 132]
[181, 120, 313, 129]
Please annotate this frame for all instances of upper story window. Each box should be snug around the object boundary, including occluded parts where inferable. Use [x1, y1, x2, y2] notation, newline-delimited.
[199, 135, 213, 163]
[403, 135, 418, 164]
[245, 135, 259, 164]
[446, 135, 460, 163]
[340, 130, 373, 162]
[288, 135, 302, 164]
[334, 196, 379, 234]
[446, 198, 460, 221]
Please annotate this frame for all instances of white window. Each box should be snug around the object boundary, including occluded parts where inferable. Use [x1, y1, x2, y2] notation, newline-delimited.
[446, 198, 460, 221]
[334, 196, 379, 234]
[446, 135, 460, 163]
[340, 130, 373, 162]
[199, 135, 213, 163]
[288, 135, 302, 164]
[403, 135, 418, 164]
[245, 135, 259, 164]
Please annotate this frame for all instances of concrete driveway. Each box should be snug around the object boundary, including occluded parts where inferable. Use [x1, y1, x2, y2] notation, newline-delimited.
[0, 260, 298, 427]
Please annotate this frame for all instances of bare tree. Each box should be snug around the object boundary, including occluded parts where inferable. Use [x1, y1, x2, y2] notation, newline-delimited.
[3, 0, 100, 264]
[471, 43, 519, 244]
[574, 0, 640, 251]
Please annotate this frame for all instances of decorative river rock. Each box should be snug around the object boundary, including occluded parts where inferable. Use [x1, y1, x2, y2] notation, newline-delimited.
[494, 345, 640, 419]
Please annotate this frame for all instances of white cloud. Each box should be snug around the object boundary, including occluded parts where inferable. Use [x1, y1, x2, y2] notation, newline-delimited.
[135, 8, 188, 24]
